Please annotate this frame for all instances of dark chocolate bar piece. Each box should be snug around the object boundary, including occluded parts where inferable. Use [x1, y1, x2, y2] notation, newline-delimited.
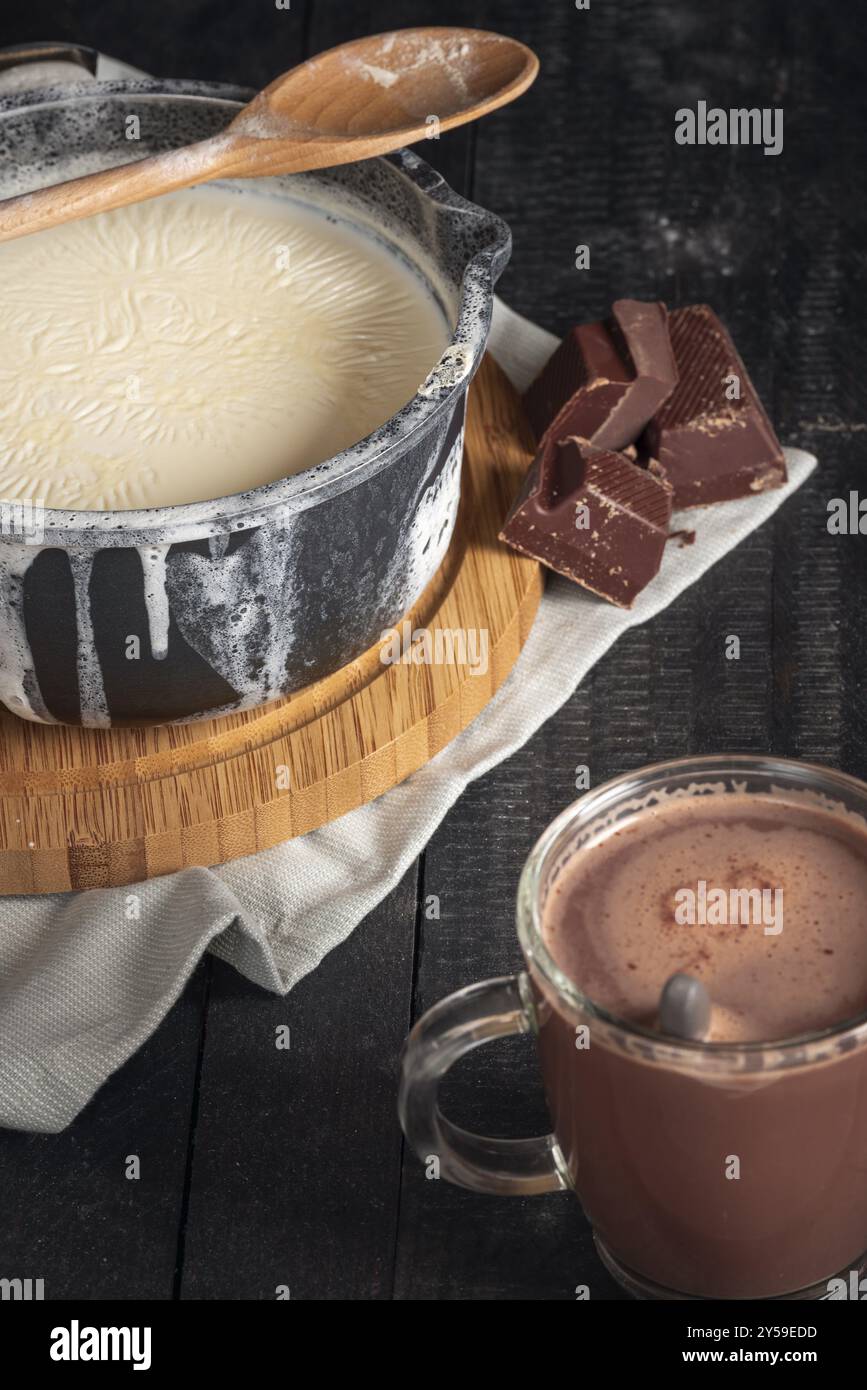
[499, 435, 673, 608]
[522, 299, 678, 453]
[643, 305, 787, 508]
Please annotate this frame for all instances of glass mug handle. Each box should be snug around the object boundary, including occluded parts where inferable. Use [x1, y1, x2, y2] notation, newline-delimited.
[398, 972, 571, 1195]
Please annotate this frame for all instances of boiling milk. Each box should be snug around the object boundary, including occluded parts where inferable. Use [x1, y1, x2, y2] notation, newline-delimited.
[0, 186, 451, 509]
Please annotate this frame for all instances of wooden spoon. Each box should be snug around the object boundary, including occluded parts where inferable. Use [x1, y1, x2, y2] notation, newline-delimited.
[0, 27, 538, 244]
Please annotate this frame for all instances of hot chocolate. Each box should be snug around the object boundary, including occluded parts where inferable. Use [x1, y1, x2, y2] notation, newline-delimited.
[399, 758, 867, 1301]
[534, 788, 867, 1298]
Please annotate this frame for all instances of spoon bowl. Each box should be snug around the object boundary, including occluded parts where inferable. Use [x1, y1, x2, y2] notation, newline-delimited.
[254, 27, 538, 137]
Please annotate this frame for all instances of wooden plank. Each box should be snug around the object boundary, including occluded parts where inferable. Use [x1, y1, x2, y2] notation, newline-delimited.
[177, 868, 418, 1299]
[768, 2, 863, 776]
[0, 965, 208, 1298]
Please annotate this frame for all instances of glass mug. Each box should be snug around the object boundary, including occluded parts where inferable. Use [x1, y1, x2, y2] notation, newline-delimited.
[398, 756, 867, 1300]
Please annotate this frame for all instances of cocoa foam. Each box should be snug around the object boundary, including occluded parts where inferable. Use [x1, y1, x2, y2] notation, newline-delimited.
[541, 792, 867, 1042]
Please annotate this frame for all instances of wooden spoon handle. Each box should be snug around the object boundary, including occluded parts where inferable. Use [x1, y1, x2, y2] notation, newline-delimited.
[0, 138, 233, 245]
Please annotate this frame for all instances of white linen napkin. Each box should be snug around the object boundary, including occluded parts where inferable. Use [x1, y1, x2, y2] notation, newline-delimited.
[0, 297, 816, 1133]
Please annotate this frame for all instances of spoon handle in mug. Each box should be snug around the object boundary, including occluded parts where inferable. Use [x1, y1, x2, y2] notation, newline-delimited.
[398, 972, 571, 1196]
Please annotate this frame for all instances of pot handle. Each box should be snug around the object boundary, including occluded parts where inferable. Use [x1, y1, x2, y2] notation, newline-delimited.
[0, 40, 99, 81]
[398, 972, 571, 1195]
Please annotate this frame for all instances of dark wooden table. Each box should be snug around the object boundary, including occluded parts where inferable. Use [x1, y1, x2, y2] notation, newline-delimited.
[1, 0, 864, 1300]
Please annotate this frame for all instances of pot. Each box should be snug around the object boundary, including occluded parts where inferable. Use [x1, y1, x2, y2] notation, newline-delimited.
[0, 55, 510, 725]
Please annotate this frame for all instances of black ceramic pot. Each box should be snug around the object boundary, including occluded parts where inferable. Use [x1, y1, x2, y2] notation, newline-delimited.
[0, 64, 510, 725]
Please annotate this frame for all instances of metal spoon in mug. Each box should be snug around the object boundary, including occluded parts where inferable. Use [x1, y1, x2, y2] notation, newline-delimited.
[0, 27, 539, 244]
[658, 972, 712, 1041]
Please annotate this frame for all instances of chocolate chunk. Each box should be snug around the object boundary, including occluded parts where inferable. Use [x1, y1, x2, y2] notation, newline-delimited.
[643, 305, 787, 507]
[522, 299, 678, 453]
[499, 435, 673, 608]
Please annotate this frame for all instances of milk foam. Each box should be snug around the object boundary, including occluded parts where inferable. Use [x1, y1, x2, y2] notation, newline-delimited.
[0, 186, 451, 509]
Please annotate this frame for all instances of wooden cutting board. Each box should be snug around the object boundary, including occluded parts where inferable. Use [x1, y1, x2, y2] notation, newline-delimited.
[0, 355, 542, 893]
